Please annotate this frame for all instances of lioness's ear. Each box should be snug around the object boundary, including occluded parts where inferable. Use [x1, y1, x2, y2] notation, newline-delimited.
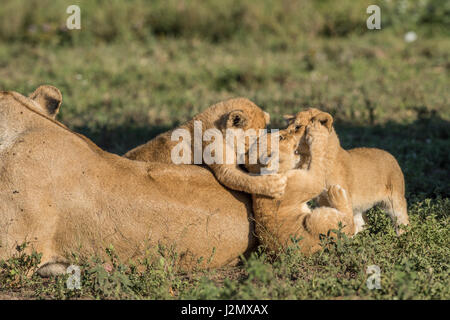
[283, 114, 295, 125]
[227, 110, 248, 128]
[312, 112, 333, 132]
[29, 85, 62, 119]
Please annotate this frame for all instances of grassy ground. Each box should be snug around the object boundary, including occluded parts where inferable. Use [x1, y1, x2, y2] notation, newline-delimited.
[0, 0, 449, 299]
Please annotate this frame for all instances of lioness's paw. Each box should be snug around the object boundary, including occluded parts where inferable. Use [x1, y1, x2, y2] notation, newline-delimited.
[260, 174, 287, 198]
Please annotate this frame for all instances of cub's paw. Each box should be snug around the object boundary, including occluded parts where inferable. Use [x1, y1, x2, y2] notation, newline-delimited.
[259, 174, 287, 198]
[305, 120, 329, 147]
[327, 184, 349, 211]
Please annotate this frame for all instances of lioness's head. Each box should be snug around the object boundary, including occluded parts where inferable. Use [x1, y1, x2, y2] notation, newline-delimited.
[245, 128, 302, 175]
[283, 108, 333, 155]
[1, 85, 63, 120]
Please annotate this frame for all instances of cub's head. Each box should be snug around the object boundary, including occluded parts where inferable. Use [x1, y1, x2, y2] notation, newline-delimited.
[213, 98, 271, 154]
[216, 98, 270, 133]
[245, 128, 302, 175]
[283, 108, 333, 155]
[276, 129, 303, 173]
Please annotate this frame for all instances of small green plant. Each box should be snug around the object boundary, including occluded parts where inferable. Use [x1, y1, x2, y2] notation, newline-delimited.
[0, 242, 42, 289]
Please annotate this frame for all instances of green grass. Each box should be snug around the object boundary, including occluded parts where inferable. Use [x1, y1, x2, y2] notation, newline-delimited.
[0, 0, 449, 299]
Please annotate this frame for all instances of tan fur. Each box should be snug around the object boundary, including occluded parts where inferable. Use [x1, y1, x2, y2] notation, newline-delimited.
[284, 108, 409, 234]
[124, 98, 287, 198]
[246, 121, 354, 254]
[0, 88, 258, 276]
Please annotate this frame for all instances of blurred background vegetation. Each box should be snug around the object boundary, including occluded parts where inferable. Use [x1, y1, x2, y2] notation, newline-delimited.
[0, 0, 448, 299]
[0, 0, 447, 196]
[1, 0, 449, 43]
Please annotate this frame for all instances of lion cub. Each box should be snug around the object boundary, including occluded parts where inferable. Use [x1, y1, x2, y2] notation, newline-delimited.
[246, 121, 354, 254]
[284, 108, 409, 234]
[125, 98, 287, 198]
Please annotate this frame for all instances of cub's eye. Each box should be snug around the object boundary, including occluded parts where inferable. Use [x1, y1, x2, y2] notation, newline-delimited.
[295, 125, 302, 131]
[279, 135, 285, 141]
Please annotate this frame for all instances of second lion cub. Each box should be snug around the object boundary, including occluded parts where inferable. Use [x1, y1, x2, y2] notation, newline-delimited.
[284, 108, 409, 234]
[246, 120, 354, 253]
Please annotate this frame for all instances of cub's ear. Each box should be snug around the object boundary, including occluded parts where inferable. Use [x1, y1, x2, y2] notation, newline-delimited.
[29, 85, 62, 119]
[283, 114, 295, 125]
[312, 111, 333, 132]
[227, 109, 248, 128]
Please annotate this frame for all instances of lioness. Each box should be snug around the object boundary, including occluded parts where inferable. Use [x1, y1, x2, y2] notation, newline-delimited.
[246, 121, 354, 253]
[0, 88, 259, 276]
[284, 108, 409, 234]
[124, 98, 287, 198]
